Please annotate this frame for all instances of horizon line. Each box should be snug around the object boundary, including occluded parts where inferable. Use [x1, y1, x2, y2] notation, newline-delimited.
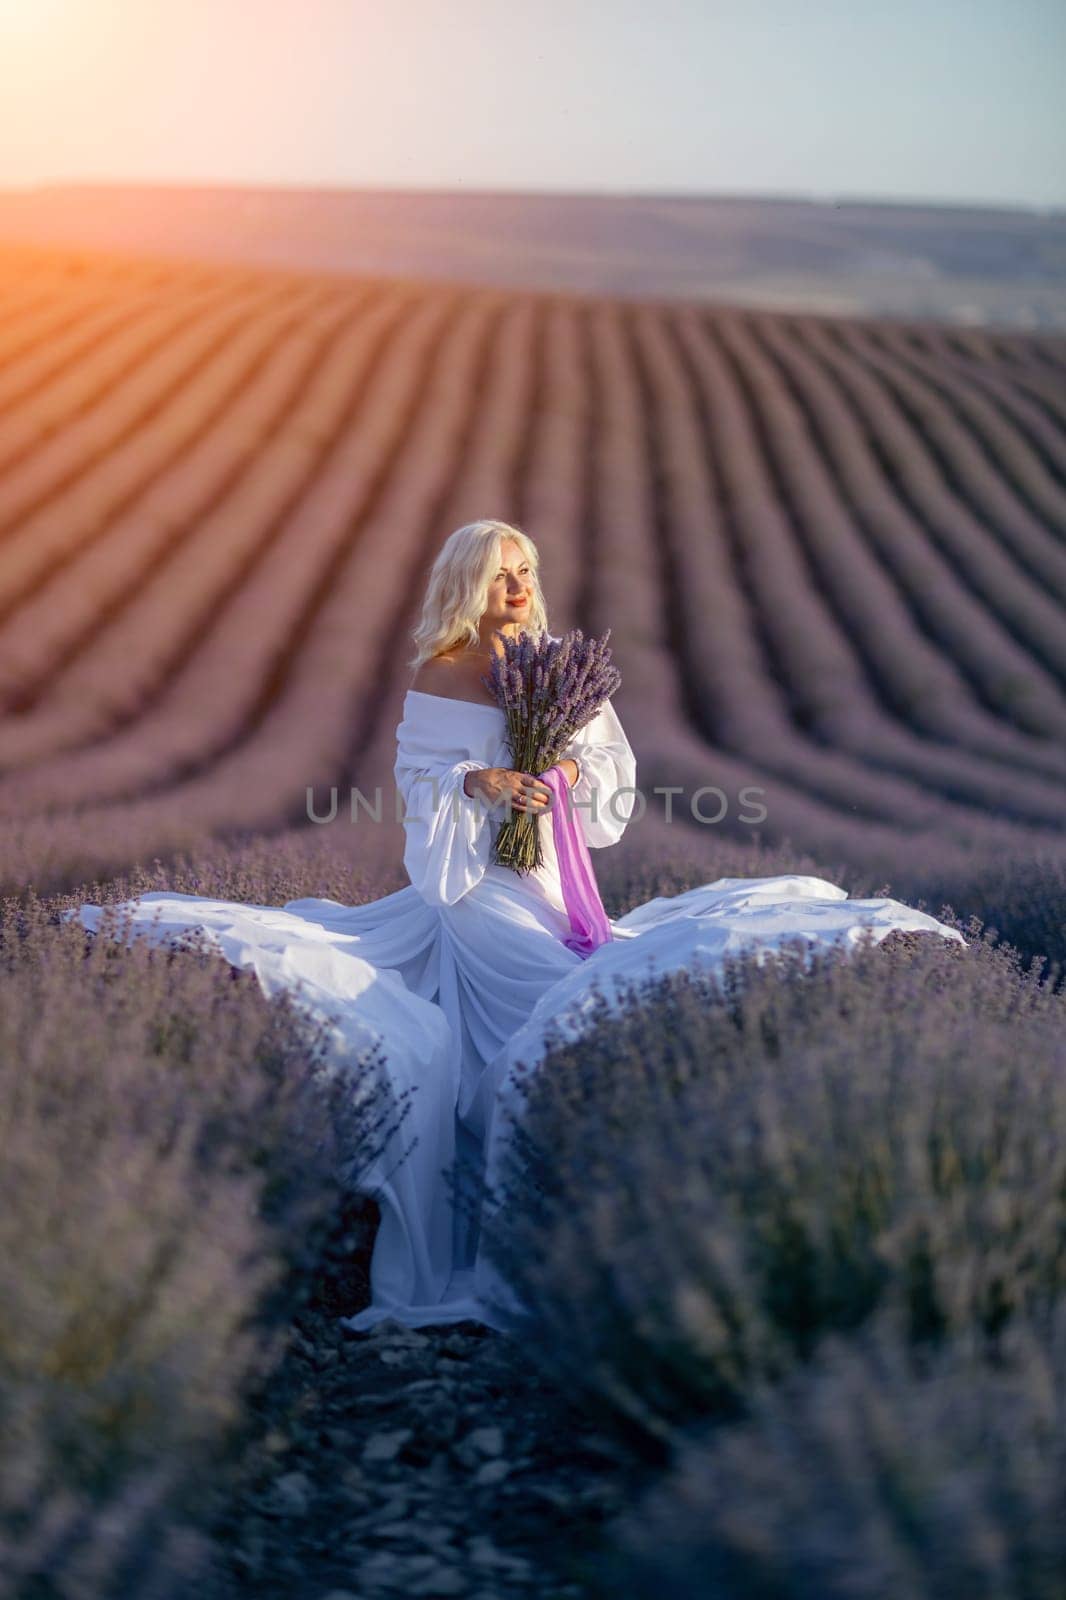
[1, 177, 1062, 217]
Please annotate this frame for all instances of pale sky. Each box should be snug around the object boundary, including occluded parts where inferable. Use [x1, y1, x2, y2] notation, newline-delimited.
[1, 0, 1063, 209]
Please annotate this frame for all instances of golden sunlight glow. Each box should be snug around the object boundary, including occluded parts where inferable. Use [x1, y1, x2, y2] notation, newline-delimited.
[0, 0, 71, 38]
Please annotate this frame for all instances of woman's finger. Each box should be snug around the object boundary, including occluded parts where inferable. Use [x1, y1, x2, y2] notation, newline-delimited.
[511, 775, 552, 810]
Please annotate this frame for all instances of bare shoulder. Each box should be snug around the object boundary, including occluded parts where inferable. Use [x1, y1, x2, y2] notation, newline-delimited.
[409, 655, 457, 695]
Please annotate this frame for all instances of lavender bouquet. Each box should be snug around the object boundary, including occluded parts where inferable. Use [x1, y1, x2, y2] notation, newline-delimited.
[480, 628, 622, 874]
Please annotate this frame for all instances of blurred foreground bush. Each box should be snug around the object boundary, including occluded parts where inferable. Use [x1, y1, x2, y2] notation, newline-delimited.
[481, 917, 1066, 1450]
[0, 889, 396, 1599]
[600, 1299, 1066, 1600]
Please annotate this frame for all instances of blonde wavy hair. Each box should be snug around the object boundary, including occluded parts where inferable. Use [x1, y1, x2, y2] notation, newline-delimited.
[407, 519, 550, 671]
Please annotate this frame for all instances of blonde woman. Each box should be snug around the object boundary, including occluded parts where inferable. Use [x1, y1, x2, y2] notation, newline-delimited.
[68, 518, 966, 1338]
[304, 516, 959, 1334]
[69, 519, 642, 1338]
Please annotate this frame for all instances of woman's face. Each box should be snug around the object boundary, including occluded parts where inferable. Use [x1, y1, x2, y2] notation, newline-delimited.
[482, 539, 532, 632]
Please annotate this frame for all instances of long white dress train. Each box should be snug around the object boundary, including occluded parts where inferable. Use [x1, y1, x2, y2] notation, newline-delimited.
[67, 689, 966, 1334]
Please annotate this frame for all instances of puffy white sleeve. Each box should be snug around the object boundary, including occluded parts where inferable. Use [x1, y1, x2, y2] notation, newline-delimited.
[557, 697, 638, 849]
[395, 752, 494, 908]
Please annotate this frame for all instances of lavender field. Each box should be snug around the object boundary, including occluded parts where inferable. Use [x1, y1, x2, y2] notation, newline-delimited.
[1, 242, 1064, 1598]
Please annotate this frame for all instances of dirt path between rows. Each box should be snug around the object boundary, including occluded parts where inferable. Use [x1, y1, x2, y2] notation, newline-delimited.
[198, 1201, 653, 1600]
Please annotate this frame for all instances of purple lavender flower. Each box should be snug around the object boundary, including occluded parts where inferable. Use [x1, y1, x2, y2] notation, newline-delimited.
[480, 627, 622, 873]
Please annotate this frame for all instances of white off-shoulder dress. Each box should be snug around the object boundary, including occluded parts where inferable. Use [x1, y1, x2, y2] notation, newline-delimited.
[67, 688, 966, 1335]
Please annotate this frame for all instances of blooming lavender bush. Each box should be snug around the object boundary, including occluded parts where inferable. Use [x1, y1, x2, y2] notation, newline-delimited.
[481, 627, 621, 873]
[870, 844, 1066, 976]
[103, 823, 409, 910]
[0, 883, 398, 1598]
[598, 823, 1066, 977]
[599, 1300, 1066, 1600]
[479, 921, 1066, 1449]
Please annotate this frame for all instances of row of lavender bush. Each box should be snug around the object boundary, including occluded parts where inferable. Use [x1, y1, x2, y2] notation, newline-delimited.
[481, 887, 1066, 1597]
[0, 838, 402, 1598]
[607, 1299, 1065, 1600]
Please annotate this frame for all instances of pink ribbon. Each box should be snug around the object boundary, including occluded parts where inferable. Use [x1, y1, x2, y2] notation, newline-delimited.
[540, 766, 614, 958]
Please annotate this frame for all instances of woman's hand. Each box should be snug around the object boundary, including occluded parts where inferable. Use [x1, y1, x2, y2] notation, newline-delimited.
[463, 766, 555, 812]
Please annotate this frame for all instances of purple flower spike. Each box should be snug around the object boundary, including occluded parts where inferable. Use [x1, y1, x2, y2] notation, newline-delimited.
[478, 626, 622, 874]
